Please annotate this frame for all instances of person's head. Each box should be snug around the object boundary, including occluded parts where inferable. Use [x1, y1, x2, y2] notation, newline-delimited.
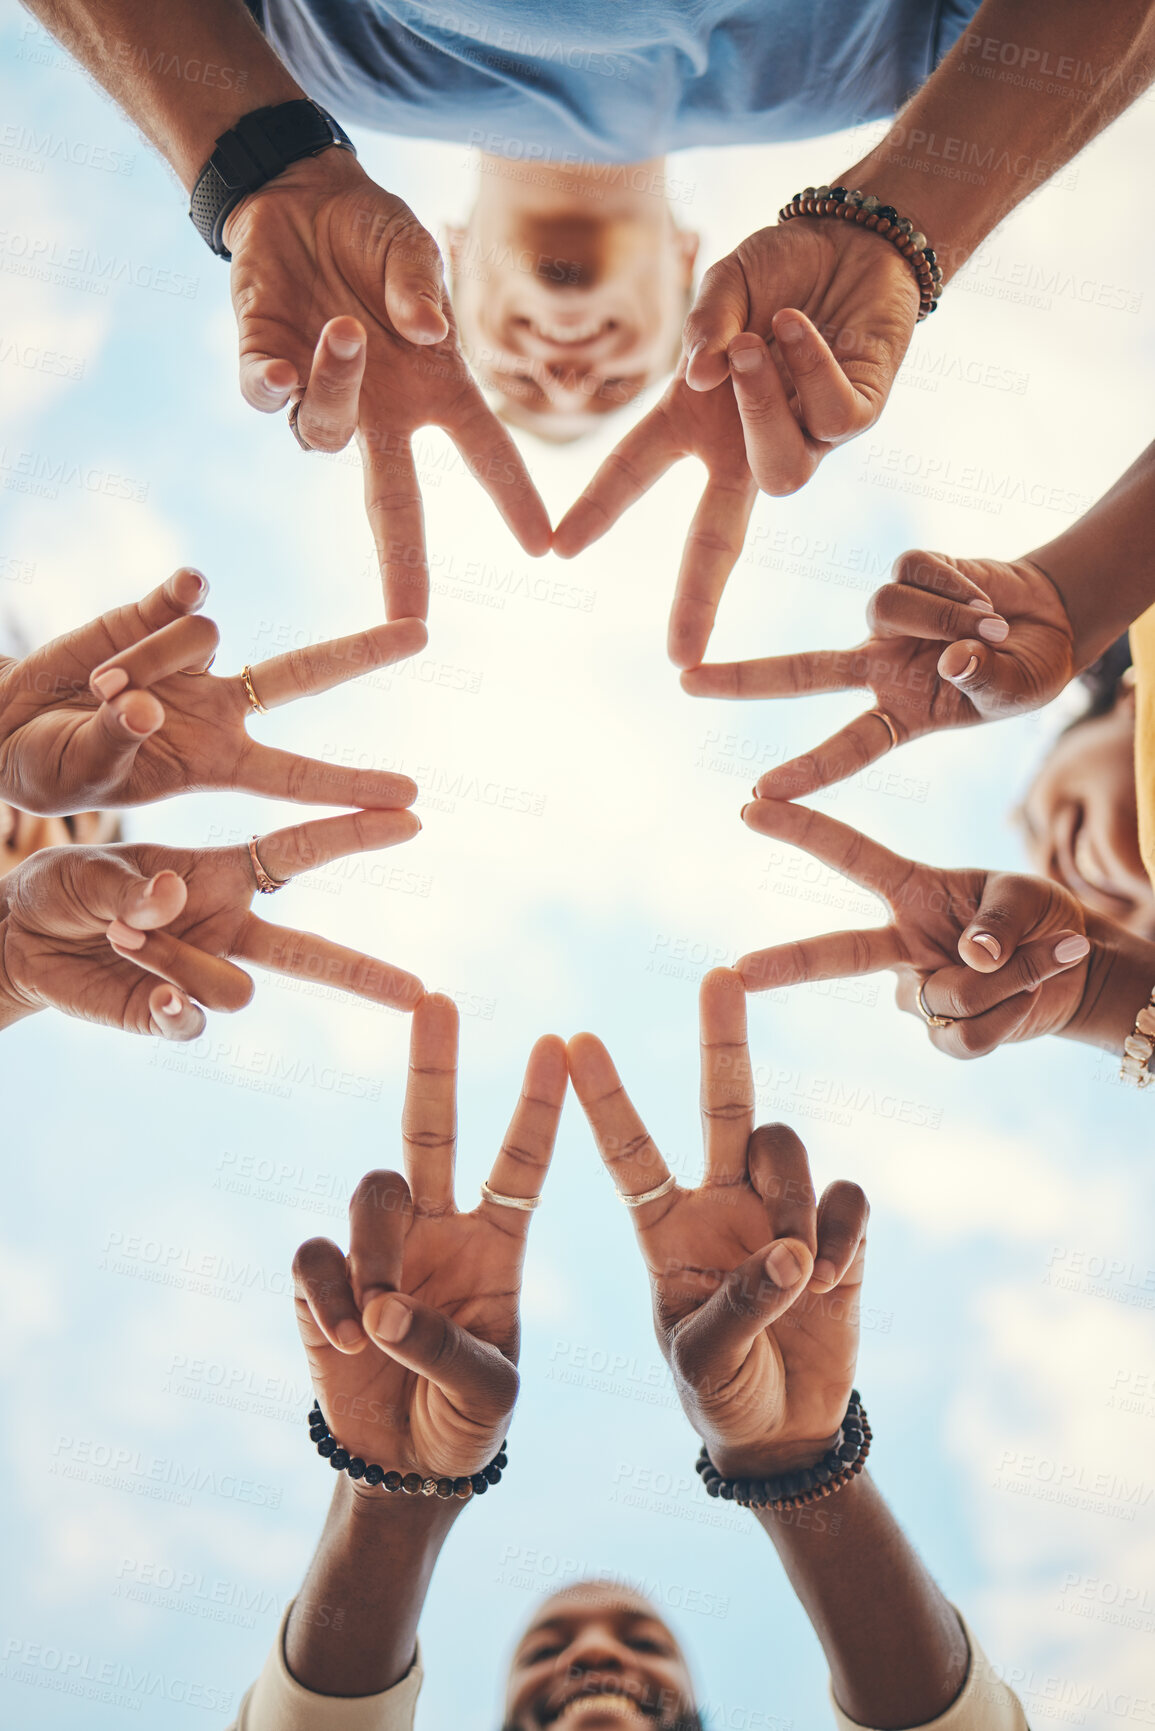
[447, 155, 699, 442]
[502, 1580, 700, 1731]
[1017, 639, 1155, 937]
[0, 806, 120, 884]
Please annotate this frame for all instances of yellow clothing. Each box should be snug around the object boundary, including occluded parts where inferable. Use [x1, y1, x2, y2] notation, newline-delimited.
[1131, 602, 1155, 891]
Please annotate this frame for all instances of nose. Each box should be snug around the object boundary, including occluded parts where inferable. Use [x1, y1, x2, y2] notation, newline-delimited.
[560, 1621, 631, 1673]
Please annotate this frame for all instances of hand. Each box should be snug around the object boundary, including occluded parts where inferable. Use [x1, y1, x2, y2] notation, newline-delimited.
[0, 810, 422, 1037]
[567, 968, 868, 1477]
[684, 551, 1077, 798]
[739, 800, 1097, 1057]
[0, 567, 425, 817]
[291, 994, 566, 1481]
[223, 152, 552, 621]
[555, 218, 918, 667]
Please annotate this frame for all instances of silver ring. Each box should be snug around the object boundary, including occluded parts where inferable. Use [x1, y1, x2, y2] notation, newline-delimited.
[618, 1173, 677, 1209]
[479, 1179, 541, 1213]
[287, 395, 315, 453]
[917, 979, 955, 1030]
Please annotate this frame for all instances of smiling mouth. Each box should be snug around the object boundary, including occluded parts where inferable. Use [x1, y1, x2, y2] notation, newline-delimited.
[525, 318, 614, 347]
[543, 1687, 658, 1725]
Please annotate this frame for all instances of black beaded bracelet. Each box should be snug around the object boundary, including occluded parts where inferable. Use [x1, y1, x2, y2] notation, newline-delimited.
[695, 1391, 871, 1512]
[779, 187, 942, 320]
[308, 1403, 507, 1501]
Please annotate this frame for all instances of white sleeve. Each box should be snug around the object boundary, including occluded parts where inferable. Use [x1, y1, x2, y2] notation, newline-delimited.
[829, 1613, 1029, 1731]
[226, 1603, 423, 1731]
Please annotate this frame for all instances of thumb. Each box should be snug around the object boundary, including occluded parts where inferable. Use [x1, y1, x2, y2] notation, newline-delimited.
[383, 219, 450, 345]
[31, 849, 187, 935]
[362, 1292, 519, 1422]
[936, 638, 1016, 717]
[57, 689, 165, 804]
[682, 255, 751, 391]
[671, 1239, 815, 1390]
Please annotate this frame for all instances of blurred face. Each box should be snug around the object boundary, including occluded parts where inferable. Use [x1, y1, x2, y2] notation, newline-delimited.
[0, 804, 119, 884]
[503, 1584, 697, 1731]
[448, 164, 698, 440]
[1018, 688, 1155, 937]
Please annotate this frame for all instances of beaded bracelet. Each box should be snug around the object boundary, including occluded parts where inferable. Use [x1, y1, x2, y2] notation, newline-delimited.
[779, 187, 942, 320]
[1120, 985, 1155, 1088]
[695, 1391, 871, 1512]
[308, 1403, 507, 1500]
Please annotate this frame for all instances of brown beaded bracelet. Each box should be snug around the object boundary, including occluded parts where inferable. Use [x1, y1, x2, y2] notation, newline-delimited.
[308, 1402, 507, 1500]
[778, 187, 942, 321]
[695, 1391, 871, 1512]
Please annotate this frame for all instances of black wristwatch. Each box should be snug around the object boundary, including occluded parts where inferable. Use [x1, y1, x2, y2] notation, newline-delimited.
[189, 98, 356, 260]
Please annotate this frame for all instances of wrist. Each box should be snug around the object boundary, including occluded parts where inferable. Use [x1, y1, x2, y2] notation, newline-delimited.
[220, 144, 367, 256]
[710, 1431, 842, 1481]
[835, 147, 984, 285]
[1064, 925, 1155, 1055]
[0, 917, 36, 1030]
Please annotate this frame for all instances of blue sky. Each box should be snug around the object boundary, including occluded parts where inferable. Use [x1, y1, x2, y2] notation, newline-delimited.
[3, 13, 1155, 1729]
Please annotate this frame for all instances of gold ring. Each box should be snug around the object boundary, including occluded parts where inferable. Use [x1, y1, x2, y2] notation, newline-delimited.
[479, 1180, 541, 1213]
[618, 1173, 677, 1209]
[240, 665, 267, 715]
[186, 652, 217, 677]
[868, 709, 900, 750]
[248, 835, 288, 894]
[287, 395, 315, 452]
[917, 979, 955, 1030]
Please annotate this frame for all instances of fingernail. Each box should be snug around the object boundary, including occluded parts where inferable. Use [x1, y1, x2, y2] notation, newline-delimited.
[329, 332, 363, 360]
[729, 344, 762, 374]
[968, 597, 996, 614]
[335, 1319, 366, 1350]
[107, 919, 145, 951]
[776, 318, 806, 343]
[1054, 934, 1090, 965]
[686, 338, 705, 363]
[372, 1296, 412, 1343]
[978, 616, 1009, 643]
[740, 802, 755, 821]
[141, 875, 161, 900]
[764, 1243, 804, 1287]
[951, 655, 980, 683]
[120, 710, 153, 736]
[971, 932, 1001, 960]
[159, 992, 182, 1017]
[811, 1258, 837, 1289]
[176, 568, 207, 600]
[91, 668, 128, 701]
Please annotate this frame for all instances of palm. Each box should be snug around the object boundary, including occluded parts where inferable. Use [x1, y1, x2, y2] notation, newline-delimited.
[642, 1185, 858, 1450]
[3, 843, 255, 1029]
[299, 1209, 522, 1476]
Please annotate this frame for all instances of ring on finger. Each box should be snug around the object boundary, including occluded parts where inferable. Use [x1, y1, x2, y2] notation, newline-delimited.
[287, 395, 315, 453]
[869, 709, 900, 751]
[185, 652, 217, 677]
[917, 979, 956, 1030]
[618, 1173, 677, 1208]
[479, 1180, 541, 1213]
[248, 835, 289, 895]
[240, 665, 267, 715]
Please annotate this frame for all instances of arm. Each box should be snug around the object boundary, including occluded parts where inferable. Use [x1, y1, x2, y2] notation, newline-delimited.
[1028, 441, 1155, 671]
[754, 1476, 968, 1726]
[283, 1479, 458, 1696]
[842, 0, 1155, 280]
[1062, 920, 1155, 1058]
[19, 0, 301, 187]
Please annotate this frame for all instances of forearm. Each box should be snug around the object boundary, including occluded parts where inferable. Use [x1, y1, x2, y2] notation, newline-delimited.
[0, 906, 39, 1033]
[840, 0, 1155, 278]
[1064, 924, 1155, 1057]
[754, 1471, 969, 1728]
[283, 1476, 460, 1697]
[20, 0, 302, 187]
[1026, 441, 1155, 669]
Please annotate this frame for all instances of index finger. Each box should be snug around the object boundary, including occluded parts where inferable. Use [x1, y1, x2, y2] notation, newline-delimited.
[444, 387, 552, 558]
[552, 410, 681, 558]
[481, 1035, 568, 1229]
[254, 808, 420, 881]
[358, 431, 429, 622]
[247, 617, 428, 708]
[755, 710, 906, 801]
[401, 992, 459, 1214]
[698, 968, 753, 1188]
[566, 1033, 673, 1207]
[667, 468, 758, 668]
[680, 648, 864, 700]
[741, 798, 916, 902]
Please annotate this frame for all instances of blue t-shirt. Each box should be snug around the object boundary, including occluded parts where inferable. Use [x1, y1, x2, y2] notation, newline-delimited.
[256, 0, 981, 162]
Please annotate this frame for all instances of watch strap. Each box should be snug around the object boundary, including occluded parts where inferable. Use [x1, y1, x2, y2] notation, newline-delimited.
[189, 99, 356, 260]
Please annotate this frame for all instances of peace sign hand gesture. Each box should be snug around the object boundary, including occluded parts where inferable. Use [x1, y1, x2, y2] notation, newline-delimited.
[292, 994, 567, 1482]
[0, 568, 424, 817]
[0, 810, 422, 1038]
[684, 552, 1076, 799]
[739, 800, 1095, 1057]
[568, 968, 868, 1478]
